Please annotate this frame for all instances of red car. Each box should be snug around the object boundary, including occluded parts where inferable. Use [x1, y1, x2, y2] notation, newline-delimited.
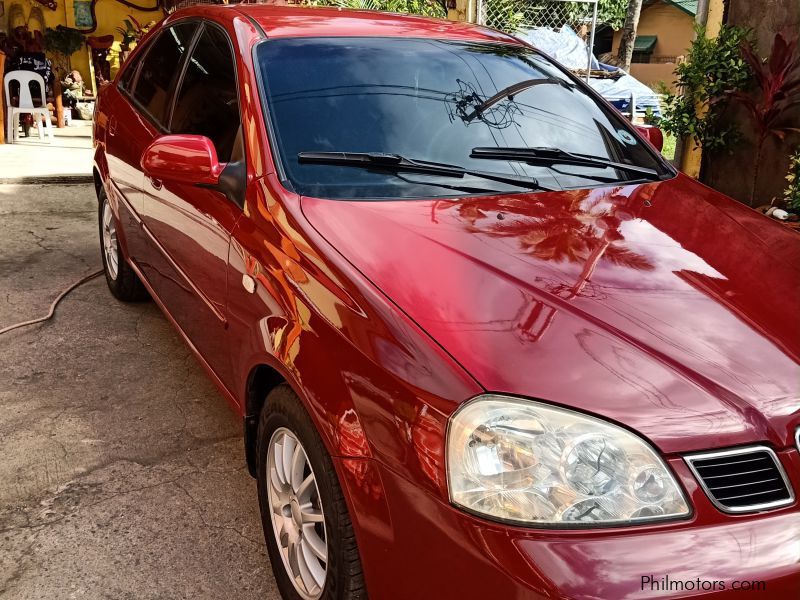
[93, 6, 800, 599]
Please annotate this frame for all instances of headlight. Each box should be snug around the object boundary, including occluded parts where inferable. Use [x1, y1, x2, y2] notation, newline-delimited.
[447, 395, 690, 526]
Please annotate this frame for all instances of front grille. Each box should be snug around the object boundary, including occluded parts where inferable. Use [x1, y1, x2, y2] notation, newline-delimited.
[685, 446, 794, 513]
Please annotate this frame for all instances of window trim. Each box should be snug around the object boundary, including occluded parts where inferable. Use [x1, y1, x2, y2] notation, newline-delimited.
[164, 19, 243, 142]
[118, 17, 244, 164]
[118, 53, 143, 94]
[163, 21, 204, 132]
[118, 19, 202, 133]
[117, 28, 153, 94]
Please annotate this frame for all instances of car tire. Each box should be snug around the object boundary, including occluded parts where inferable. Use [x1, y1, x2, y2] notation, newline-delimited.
[256, 384, 366, 600]
[98, 191, 148, 302]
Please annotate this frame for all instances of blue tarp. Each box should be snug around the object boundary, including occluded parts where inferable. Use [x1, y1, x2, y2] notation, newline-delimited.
[589, 67, 663, 119]
[516, 26, 663, 119]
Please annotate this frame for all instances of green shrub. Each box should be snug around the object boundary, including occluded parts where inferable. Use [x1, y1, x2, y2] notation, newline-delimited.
[660, 25, 753, 153]
[785, 148, 800, 211]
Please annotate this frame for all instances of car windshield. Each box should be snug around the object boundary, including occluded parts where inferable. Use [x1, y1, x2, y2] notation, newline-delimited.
[256, 37, 670, 200]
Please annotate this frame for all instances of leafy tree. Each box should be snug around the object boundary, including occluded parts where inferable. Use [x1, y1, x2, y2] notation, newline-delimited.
[596, 0, 628, 30]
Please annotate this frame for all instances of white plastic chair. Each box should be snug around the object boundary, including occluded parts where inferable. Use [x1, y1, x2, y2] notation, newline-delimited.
[4, 70, 54, 144]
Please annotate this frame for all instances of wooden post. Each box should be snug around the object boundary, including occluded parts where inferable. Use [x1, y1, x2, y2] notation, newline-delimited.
[54, 79, 65, 128]
[0, 50, 5, 144]
[449, 0, 475, 23]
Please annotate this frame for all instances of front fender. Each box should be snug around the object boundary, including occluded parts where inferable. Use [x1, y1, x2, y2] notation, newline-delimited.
[227, 177, 482, 501]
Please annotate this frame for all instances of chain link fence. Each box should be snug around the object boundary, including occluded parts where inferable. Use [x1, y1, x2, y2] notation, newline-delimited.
[478, 0, 597, 35]
[477, 0, 598, 77]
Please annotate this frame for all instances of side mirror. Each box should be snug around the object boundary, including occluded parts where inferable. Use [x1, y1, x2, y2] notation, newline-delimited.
[141, 134, 222, 185]
[634, 124, 664, 153]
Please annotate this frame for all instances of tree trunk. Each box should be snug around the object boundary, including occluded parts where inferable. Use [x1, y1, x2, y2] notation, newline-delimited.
[617, 0, 644, 72]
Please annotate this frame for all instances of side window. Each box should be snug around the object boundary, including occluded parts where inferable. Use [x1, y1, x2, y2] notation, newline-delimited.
[170, 24, 240, 162]
[132, 23, 197, 126]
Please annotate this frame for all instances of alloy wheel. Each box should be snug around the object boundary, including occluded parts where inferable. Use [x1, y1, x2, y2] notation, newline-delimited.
[102, 201, 119, 280]
[267, 427, 328, 599]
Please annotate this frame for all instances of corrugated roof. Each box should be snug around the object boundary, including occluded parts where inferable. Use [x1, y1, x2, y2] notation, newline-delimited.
[662, 0, 698, 16]
[634, 35, 658, 52]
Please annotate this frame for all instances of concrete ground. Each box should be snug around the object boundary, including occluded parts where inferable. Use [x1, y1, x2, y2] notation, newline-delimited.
[0, 125, 94, 183]
[0, 183, 279, 599]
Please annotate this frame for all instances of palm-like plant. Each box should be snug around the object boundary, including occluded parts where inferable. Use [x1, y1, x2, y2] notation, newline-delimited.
[735, 31, 800, 205]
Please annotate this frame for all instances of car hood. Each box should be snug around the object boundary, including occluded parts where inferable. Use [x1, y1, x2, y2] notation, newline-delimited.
[300, 175, 800, 453]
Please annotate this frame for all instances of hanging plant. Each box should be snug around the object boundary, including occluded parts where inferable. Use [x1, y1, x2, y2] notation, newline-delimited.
[43, 25, 85, 57]
[43, 25, 85, 74]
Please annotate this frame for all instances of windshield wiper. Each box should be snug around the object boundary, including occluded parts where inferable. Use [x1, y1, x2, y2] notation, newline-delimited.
[470, 147, 660, 179]
[297, 151, 554, 191]
[465, 78, 571, 122]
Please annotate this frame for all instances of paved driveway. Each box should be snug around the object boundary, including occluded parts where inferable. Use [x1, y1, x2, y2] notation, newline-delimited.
[0, 130, 94, 184]
[0, 184, 279, 599]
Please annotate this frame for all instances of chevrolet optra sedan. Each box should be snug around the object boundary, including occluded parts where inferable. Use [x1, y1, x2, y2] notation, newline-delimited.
[93, 6, 800, 599]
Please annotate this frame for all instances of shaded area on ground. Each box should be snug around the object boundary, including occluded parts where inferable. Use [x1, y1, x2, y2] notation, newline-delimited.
[0, 183, 278, 599]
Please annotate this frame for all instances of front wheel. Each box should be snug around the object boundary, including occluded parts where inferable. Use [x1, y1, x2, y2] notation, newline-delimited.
[98, 191, 147, 302]
[256, 385, 366, 600]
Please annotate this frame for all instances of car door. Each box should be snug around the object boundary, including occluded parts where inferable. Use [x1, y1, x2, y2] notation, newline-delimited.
[106, 22, 199, 263]
[103, 48, 148, 260]
[139, 21, 243, 391]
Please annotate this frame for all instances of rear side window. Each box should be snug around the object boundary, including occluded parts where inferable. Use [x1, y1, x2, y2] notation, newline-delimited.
[132, 23, 197, 125]
[170, 24, 240, 162]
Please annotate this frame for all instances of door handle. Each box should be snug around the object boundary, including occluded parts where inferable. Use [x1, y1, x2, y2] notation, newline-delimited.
[108, 116, 117, 137]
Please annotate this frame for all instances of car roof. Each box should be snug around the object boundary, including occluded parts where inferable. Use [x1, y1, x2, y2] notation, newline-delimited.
[169, 4, 520, 44]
